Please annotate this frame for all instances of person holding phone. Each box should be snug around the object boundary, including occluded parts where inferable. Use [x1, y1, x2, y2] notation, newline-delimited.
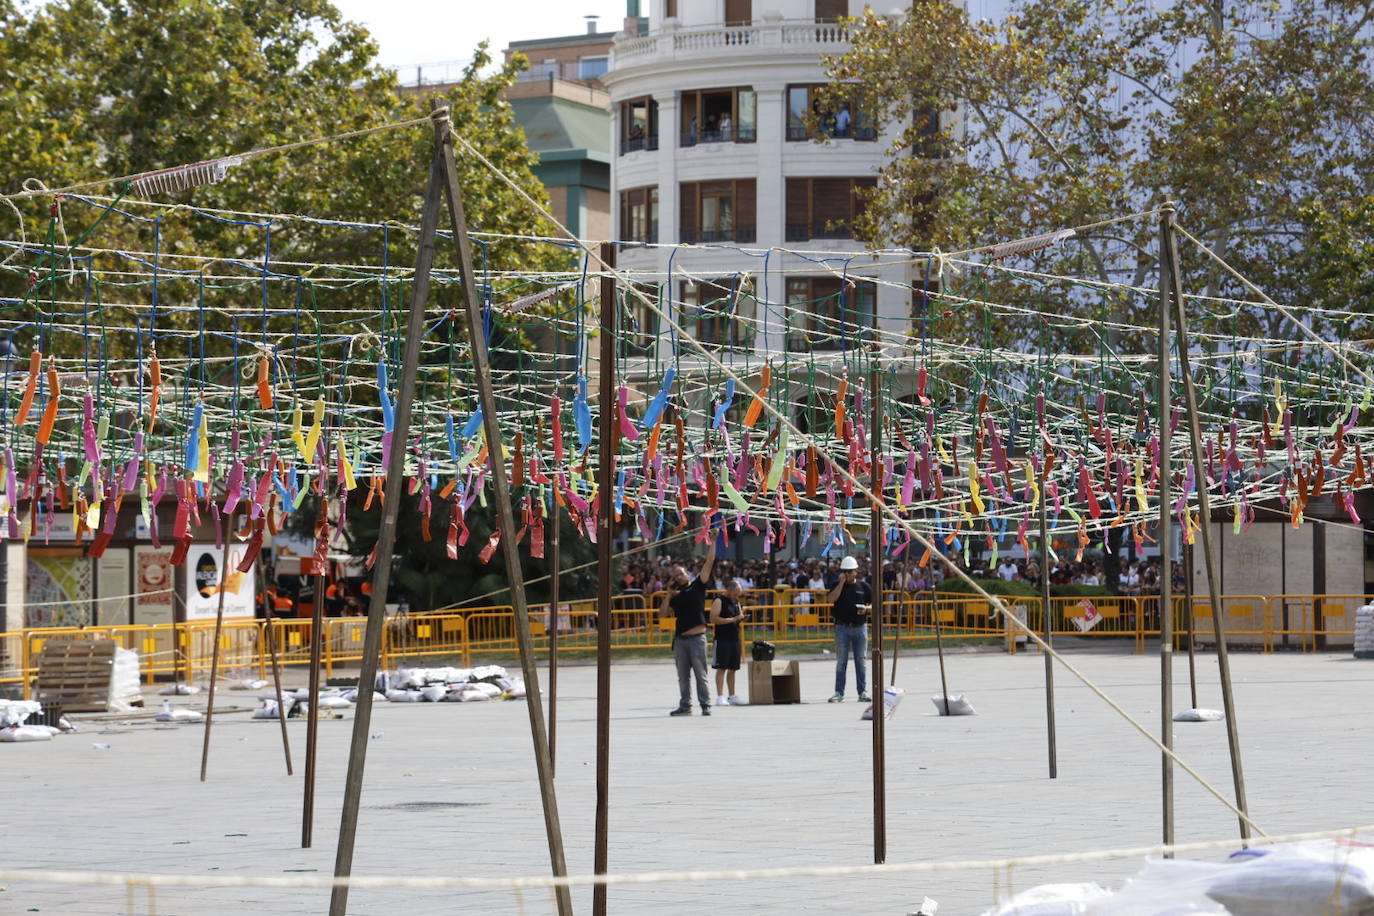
[827, 555, 872, 703]
[664, 527, 718, 716]
[710, 578, 748, 706]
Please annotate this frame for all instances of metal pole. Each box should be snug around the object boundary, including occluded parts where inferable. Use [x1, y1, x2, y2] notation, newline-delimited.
[434, 109, 574, 916]
[548, 332, 561, 777]
[1157, 204, 1177, 852]
[1039, 465, 1057, 779]
[594, 242, 616, 915]
[1184, 543, 1198, 709]
[1168, 224, 1252, 843]
[301, 562, 325, 847]
[328, 116, 446, 916]
[198, 513, 235, 782]
[259, 555, 293, 775]
[869, 311, 886, 865]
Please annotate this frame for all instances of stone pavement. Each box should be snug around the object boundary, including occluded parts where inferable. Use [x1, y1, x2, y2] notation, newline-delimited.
[4, 646, 1373, 915]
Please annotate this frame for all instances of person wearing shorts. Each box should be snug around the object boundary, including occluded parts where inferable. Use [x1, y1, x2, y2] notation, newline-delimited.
[710, 578, 748, 706]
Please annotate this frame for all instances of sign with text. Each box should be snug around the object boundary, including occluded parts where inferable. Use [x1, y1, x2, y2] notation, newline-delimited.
[183, 543, 257, 620]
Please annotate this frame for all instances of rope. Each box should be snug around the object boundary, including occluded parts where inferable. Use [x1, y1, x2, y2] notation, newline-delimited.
[1, 823, 1368, 893]
[452, 130, 1269, 837]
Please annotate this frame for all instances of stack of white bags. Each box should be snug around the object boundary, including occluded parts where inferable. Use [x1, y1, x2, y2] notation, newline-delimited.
[0, 699, 75, 742]
[979, 838, 1374, 915]
[382, 665, 526, 703]
[1355, 602, 1374, 659]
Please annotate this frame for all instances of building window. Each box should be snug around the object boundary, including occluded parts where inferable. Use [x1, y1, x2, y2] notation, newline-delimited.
[784, 277, 875, 351]
[680, 88, 756, 145]
[786, 84, 876, 141]
[619, 186, 658, 243]
[619, 97, 659, 154]
[578, 56, 609, 80]
[725, 0, 752, 26]
[679, 278, 756, 349]
[815, 0, 847, 21]
[785, 177, 876, 241]
[665, 0, 677, 19]
[620, 283, 662, 358]
[680, 180, 756, 243]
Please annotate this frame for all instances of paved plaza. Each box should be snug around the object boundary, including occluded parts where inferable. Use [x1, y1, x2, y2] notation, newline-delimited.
[5, 646, 1373, 914]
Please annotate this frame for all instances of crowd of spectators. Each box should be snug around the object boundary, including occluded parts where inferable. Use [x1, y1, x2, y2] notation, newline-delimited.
[616, 553, 1184, 598]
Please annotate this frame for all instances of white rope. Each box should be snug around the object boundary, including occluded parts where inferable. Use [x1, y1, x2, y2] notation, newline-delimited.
[451, 129, 1267, 837]
[1, 823, 1368, 893]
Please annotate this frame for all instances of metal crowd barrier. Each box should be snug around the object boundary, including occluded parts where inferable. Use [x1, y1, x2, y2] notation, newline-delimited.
[2, 592, 1369, 698]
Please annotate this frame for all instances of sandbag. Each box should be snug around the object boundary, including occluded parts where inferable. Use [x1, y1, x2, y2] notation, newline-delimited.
[419, 685, 447, 702]
[931, 693, 976, 716]
[0, 725, 53, 742]
[979, 883, 1111, 915]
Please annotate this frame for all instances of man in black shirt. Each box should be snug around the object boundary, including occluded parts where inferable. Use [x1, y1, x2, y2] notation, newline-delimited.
[827, 555, 872, 703]
[663, 532, 718, 716]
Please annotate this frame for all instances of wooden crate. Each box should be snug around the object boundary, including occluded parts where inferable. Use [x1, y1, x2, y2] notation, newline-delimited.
[34, 639, 121, 712]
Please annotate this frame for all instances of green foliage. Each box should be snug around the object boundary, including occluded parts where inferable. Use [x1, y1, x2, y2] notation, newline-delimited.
[934, 576, 1039, 598]
[819, 0, 1374, 350]
[334, 490, 597, 613]
[1049, 584, 1114, 599]
[0, 0, 563, 359]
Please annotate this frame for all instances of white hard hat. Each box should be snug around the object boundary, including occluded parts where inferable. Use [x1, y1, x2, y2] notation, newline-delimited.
[839, 556, 859, 571]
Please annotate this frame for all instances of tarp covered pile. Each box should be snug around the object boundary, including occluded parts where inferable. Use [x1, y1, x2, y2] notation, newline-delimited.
[980, 838, 1374, 915]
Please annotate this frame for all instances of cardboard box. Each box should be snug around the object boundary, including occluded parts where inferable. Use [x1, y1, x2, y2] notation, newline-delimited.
[748, 659, 800, 705]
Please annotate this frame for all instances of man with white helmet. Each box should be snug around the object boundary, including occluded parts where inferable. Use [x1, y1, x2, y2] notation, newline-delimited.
[826, 555, 872, 703]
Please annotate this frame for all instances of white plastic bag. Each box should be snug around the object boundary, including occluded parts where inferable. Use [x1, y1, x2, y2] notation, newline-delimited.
[0, 725, 53, 742]
[419, 685, 447, 702]
[108, 648, 143, 712]
[979, 883, 1112, 915]
[0, 699, 42, 727]
[931, 693, 976, 716]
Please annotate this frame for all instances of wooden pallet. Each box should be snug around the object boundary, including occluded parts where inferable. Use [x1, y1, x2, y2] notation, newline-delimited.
[35, 639, 121, 712]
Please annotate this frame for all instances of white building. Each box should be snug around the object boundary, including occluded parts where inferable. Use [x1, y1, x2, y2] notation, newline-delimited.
[604, 1, 917, 413]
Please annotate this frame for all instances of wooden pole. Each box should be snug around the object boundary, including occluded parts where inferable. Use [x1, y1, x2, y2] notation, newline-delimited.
[1157, 204, 1177, 852]
[548, 330, 562, 777]
[1167, 224, 1252, 843]
[1184, 543, 1199, 709]
[258, 558, 293, 775]
[593, 242, 616, 915]
[1039, 464, 1057, 779]
[869, 319, 886, 865]
[301, 559, 325, 846]
[434, 108, 574, 916]
[198, 513, 235, 782]
[328, 115, 446, 916]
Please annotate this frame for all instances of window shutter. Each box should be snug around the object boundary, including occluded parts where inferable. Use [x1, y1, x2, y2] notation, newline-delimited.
[785, 178, 810, 241]
[679, 182, 698, 242]
[736, 179, 757, 241]
[725, 0, 752, 26]
[815, 0, 847, 22]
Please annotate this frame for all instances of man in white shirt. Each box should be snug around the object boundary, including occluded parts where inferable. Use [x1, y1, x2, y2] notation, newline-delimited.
[997, 559, 1018, 582]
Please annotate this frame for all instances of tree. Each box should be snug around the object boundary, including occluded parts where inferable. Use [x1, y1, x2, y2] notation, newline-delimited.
[820, 0, 1374, 368]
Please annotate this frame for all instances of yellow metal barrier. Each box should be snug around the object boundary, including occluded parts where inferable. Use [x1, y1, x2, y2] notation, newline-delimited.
[3, 593, 1371, 697]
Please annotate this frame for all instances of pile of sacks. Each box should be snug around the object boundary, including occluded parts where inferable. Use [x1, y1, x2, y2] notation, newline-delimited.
[980, 838, 1374, 915]
[0, 699, 77, 742]
[382, 665, 526, 703]
[1355, 602, 1374, 659]
[252, 686, 374, 720]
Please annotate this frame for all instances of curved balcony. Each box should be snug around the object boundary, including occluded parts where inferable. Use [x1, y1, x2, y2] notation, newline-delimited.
[610, 18, 851, 71]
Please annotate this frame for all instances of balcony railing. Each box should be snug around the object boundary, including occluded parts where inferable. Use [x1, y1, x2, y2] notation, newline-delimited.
[611, 18, 854, 68]
[680, 227, 757, 244]
[619, 135, 660, 155]
[786, 125, 879, 142]
[680, 127, 757, 147]
[785, 222, 855, 242]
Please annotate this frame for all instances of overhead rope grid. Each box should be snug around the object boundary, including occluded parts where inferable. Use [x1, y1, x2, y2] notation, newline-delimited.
[3, 114, 1371, 904]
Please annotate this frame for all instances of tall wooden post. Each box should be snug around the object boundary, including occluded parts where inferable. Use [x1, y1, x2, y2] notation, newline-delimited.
[594, 242, 616, 915]
[1039, 469, 1057, 779]
[548, 329, 562, 776]
[1167, 221, 1252, 843]
[434, 109, 574, 916]
[258, 557, 293, 775]
[329, 113, 449, 916]
[301, 546, 325, 846]
[869, 313, 886, 865]
[1157, 204, 1177, 851]
[198, 512, 236, 782]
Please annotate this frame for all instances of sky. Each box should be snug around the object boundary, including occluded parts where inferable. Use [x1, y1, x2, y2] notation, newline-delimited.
[330, 0, 631, 79]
